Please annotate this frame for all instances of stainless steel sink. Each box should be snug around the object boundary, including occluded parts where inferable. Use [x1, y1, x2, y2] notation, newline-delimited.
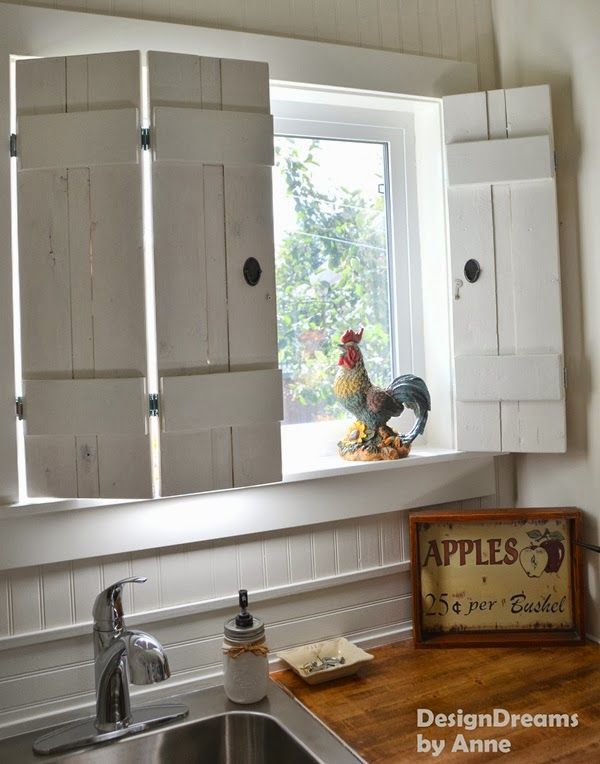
[0, 682, 365, 763]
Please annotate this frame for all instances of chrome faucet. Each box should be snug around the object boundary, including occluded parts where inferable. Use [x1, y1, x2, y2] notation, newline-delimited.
[33, 577, 188, 756]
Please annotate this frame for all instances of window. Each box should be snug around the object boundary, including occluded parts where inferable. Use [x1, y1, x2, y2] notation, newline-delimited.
[271, 91, 424, 446]
[274, 135, 393, 424]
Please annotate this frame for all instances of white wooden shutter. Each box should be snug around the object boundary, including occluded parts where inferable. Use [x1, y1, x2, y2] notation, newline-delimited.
[148, 52, 282, 495]
[444, 85, 566, 453]
[16, 52, 153, 498]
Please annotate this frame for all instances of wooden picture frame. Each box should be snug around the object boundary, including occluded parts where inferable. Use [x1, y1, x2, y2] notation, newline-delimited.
[409, 507, 585, 647]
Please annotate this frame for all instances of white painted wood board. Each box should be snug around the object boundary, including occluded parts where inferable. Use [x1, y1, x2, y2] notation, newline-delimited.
[446, 135, 553, 186]
[161, 370, 282, 431]
[18, 109, 139, 170]
[16, 52, 152, 498]
[23, 379, 148, 435]
[455, 354, 563, 401]
[149, 52, 282, 495]
[153, 107, 274, 165]
[444, 84, 565, 453]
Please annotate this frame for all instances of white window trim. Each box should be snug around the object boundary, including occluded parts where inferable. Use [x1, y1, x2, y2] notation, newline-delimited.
[0, 3, 491, 567]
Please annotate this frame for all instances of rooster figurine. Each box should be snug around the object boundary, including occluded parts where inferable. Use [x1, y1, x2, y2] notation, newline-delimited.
[333, 327, 431, 461]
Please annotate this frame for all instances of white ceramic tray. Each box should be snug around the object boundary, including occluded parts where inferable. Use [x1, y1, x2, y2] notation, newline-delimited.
[276, 637, 373, 685]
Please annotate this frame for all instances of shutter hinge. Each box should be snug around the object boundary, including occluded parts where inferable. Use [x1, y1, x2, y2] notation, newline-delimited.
[141, 127, 151, 151]
[149, 393, 159, 417]
[9, 133, 16, 158]
[15, 396, 23, 421]
[563, 366, 568, 389]
[554, 150, 558, 172]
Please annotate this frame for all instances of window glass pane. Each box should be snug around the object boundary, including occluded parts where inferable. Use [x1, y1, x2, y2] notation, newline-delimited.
[273, 136, 393, 424]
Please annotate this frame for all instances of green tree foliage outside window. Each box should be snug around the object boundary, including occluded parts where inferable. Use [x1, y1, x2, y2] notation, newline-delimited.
[274, 137, 394, 423]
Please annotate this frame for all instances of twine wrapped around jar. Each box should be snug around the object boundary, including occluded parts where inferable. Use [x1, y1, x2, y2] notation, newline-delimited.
[223, 641, 269, 659]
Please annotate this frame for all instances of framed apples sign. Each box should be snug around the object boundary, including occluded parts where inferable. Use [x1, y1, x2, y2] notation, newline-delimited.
[409, 508, 585, 647]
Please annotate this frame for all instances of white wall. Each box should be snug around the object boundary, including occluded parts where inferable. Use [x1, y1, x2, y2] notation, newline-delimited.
[492, 0, 600, 638]
[3, 0, 497, 89]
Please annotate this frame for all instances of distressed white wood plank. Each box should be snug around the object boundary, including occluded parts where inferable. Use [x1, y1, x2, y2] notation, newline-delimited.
[455, 354, 563, 401]
[153, 107, 273, 165]
[19, 109, 139, 170]
[161, 369, 282, 431]
[25, 437, 78, 499]
[18, 170, 72, 379]
[287, 531, 313, 583]
[446, 135, 553, 186]
[23, 379, 147, 435]
[74, 436, 100, 499]
[16, 57, 66, 115]
[149, 52, 234, 496]
[443, 91, 487, 143]
[335, 522, 359, 574]
[505, 84, 552, 140]
[334, 0, 359, 44]
[447, 187, 497, 355]
[67, 169, 94, 378]
[153, 164, 208, 374]
[264, 534, 290, 588]
[9, 568, 41, 635]
[231, 423, 282, 488]
[501, 401, 566, 454]
[220, 59, 270, 115]
[236, 538, 266, 592]
[312, 527, 336, 579]
[493, 185, 516, 355]
[97, 436, 153, 498]
[224, 166, 278, 368]
[455, 401, 501, 452]
[148, 51, 202, 107]
[160, 432, 217, 497]
[41, 563, 74, 630]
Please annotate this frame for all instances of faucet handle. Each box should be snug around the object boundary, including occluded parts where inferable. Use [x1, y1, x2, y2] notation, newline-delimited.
[92, 577, 147, 632]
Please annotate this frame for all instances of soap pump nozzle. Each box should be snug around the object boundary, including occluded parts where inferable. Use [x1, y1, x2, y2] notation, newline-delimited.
[235, 589, 254, 628]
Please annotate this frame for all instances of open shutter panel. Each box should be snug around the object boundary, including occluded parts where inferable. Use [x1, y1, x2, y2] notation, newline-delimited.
[16, 52, 153, 498]
[444, 85, 566, 453]
[148, 52, 282, 496]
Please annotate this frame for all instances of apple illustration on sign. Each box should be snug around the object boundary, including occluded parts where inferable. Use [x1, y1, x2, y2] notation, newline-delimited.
[519, 528, 565, 577]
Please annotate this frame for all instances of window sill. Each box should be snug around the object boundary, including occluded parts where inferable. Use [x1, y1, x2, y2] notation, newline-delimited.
[0, 447, 497, 571]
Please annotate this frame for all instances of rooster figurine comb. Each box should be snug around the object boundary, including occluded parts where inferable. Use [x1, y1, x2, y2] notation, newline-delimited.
[333, 327, 431, 461]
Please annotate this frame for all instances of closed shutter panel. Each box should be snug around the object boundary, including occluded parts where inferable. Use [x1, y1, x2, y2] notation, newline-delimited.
[444, 85, 566, 453]
[148, 52, 282, 495]
[16, 52, 152, 498]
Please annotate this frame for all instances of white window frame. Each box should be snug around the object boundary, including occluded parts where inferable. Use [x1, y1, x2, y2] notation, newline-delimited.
[0, 3, 496, 569]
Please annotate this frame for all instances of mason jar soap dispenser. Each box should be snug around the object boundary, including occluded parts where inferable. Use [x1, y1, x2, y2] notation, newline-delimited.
[223, 589, 269, 704]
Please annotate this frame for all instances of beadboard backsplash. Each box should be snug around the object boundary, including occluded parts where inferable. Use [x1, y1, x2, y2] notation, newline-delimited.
[0, 498, 505, 738]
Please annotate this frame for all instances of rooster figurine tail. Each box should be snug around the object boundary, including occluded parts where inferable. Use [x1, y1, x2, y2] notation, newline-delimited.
[389, 374, 431, 445]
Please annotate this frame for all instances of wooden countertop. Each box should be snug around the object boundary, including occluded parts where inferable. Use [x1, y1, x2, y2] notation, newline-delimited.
[272, 640, 600, 763]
